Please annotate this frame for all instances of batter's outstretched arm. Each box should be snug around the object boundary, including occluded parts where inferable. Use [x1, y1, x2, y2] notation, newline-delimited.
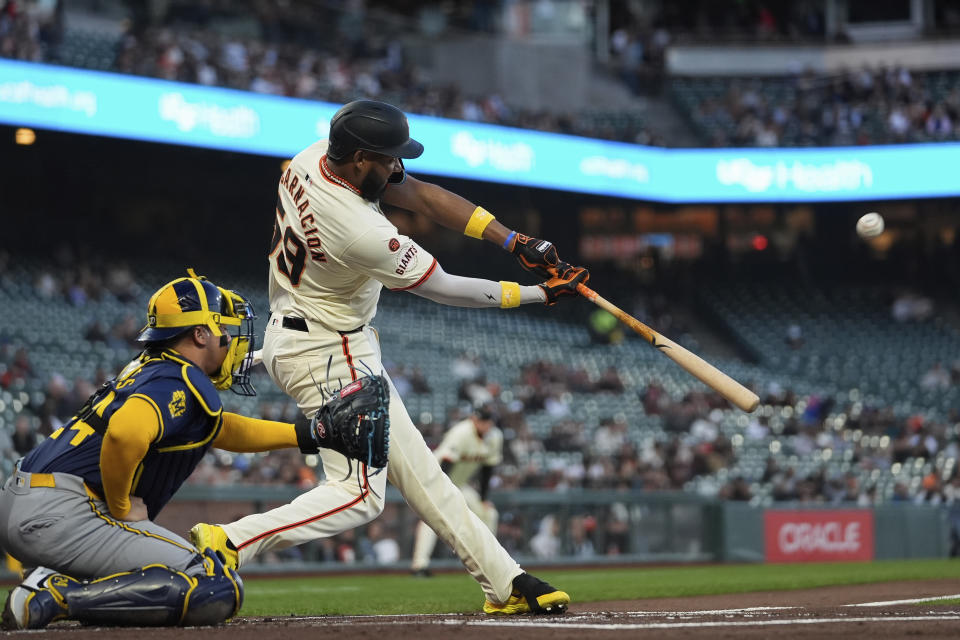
[383, 176, 514, 247]
[409, 263, 545, 308]
[383, 177, 562, 279]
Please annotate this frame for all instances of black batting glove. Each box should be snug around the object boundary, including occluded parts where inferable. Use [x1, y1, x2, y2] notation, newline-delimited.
[511, 234, 560, 279]
[539, 262, 589, 306]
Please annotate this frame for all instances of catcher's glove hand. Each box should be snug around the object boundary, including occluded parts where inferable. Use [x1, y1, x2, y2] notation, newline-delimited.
[295, 374, 390, 470]
[511, 234, 560, 280]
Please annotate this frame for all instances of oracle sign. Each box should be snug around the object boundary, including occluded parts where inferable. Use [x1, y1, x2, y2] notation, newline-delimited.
[765, 510, 874, 563]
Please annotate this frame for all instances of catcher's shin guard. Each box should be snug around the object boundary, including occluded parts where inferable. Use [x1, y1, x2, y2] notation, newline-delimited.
[65, 549, 243, 627]
[1, 567, 76, 630]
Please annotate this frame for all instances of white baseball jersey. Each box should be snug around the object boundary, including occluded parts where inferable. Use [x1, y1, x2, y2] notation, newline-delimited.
[434, 419, 503, 487]
[268, 140, 437, 330]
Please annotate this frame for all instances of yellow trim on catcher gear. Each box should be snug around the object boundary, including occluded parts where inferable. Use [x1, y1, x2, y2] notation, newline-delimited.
[156, 412, 223, 453]
[151, 310, 240, 330]
[464, 206, 495, 239]
[177, 362, 222, 417]
[499, 281, 522, 309]
[83, 494, 197, 553]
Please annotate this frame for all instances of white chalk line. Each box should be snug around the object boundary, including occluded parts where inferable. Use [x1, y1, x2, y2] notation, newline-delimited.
[281, 612, 960, 631]
[277, 599, 960, 629]
[848, 594, 960, 607]
[282, 606, 794, 622]
[442, 616, 960, 631]
[616, 606, 797, 617]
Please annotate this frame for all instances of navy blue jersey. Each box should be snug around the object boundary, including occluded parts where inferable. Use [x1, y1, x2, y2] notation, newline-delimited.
[21, 349, 223, 520]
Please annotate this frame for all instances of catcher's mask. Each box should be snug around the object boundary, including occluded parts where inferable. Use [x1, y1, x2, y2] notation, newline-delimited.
[137, 269, 257, 396]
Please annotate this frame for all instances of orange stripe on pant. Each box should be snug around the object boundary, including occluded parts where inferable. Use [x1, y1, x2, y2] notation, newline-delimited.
[236, 472, 369, 550]
[341, 334, 357, 380]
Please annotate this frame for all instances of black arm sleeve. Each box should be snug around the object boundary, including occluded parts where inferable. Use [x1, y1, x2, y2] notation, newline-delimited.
[479, 465, 494, 502]
[294, 414, 319, 454]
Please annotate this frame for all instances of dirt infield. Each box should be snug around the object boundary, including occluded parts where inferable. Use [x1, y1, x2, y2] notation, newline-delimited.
[7, 579, 959, 638]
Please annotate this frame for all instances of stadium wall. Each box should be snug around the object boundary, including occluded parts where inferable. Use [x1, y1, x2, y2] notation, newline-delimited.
[150, 488, 949, 572]
[668, 40, 960, 75]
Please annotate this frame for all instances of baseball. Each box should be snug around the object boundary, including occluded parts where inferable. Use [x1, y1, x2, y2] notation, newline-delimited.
[856, 212, 884, 238]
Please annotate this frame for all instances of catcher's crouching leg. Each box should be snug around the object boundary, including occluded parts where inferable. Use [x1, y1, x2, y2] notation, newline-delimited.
[67, 549, 242, 627]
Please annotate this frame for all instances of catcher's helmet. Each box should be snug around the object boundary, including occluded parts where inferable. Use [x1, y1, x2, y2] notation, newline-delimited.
[327, 99, 424, 161]
[137, 269, 258, 395]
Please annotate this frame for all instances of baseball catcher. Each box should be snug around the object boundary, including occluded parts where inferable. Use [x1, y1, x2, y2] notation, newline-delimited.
[0, 270, 387, 630]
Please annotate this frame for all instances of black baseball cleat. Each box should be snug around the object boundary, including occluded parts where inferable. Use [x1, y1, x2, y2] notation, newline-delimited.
[410, 568, 433, 578]
[483, 572, 570, 615]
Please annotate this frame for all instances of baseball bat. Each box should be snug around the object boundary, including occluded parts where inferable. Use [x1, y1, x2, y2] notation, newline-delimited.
[577, 283, 760, 413]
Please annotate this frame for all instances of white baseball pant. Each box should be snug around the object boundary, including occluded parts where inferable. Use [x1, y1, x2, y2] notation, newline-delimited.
[221, 316, 522, 604]
[411, 484, 498, 572]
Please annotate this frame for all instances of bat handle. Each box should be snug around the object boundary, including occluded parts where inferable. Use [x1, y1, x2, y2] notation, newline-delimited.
[576, 283, 656, 344]
[576, 282, 596, 301]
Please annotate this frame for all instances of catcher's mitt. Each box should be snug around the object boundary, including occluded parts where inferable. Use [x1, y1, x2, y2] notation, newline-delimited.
[295, 373, 390, 471]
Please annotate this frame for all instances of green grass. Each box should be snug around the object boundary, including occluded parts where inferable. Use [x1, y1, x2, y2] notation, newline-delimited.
[241, 559, 960, 616]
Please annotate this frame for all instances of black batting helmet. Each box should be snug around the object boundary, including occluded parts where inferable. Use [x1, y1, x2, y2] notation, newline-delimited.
[327, 100, 424, 161]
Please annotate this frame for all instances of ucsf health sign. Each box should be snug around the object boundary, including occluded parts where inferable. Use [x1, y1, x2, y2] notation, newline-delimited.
[765, 510, 874, 563]
[2, 59, 959, 203]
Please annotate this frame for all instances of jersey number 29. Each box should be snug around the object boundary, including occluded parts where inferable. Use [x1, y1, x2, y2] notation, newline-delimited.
[270, 220, 307, 286]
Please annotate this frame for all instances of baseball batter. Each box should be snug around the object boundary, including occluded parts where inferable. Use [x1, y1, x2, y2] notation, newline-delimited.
[192, 100, 587, 614]
[0, 272, 365, 630]
[411, 405, 503, 576]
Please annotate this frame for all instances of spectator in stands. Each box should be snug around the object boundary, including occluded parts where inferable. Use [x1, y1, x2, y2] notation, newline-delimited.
[567, 515, 596, 558]
[603, 503, 630, 554]
[594, 366, 625, 393]
[364, 521, 400, 565]
[529, 514, 561, 559]
[592, 416, 628, 457]
[11, 414, 37, 456]
[915, 472, 945, 505]
[0, 347, 31, 389]
[920, 362, 951, 391]
[785, 323, 804, 349]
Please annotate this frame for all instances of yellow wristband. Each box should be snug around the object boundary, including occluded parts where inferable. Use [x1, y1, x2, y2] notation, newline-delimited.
[464, 206, 495, 239]
[500, 281, 521, 309]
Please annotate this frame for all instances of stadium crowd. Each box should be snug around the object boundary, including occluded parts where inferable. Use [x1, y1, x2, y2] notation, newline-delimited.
[683, 66, 960, 147]
[0, 0, 658, 145]
[10, 0, 960, 148]
[3, 257, 960, 498]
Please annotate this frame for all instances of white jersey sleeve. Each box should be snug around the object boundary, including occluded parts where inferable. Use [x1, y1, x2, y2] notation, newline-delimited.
[341, 230, 438, 292]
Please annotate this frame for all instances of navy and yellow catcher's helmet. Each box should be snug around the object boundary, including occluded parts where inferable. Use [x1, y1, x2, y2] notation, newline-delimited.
[137, 269, 258, 396]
